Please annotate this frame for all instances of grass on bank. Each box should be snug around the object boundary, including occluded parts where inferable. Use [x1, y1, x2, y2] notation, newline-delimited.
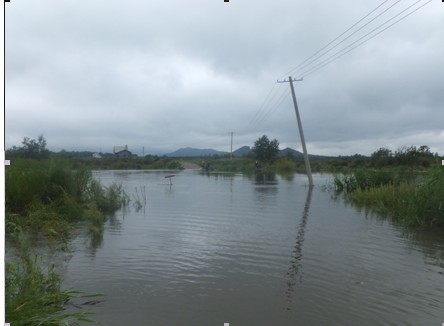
[5, 158, 129, 324]
[6, 230, 102, 326]
[66, 155, 183, 170]
[5, 158, 129, 236]
[333, 167, 444, 226]
[187, 157, 299, 174]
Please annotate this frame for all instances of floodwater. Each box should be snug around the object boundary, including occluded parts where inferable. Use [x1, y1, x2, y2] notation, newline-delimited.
[59, 170, 444, 325]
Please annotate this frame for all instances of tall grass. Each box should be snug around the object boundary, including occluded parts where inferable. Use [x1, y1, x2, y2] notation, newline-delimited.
[86, 179, 130, 215]
[66, 155, 183, 170]
[5, 158, 129, 324]
[132, 186, 147, 212]
[6, 159, 90, 216]
[274, 158, 296, 174]
[333, 167, 444, 226]
[333, 168, 398, 192]
[6, 230, 100, 325]
[207, 157, 255, 173]
[6, 158, 129, 235]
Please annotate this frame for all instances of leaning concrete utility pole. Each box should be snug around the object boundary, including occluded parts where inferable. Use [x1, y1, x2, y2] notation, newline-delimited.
[277, 76, 313, 186]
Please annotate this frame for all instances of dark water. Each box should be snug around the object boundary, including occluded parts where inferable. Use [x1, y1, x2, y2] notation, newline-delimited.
[60, 170, 444, 325]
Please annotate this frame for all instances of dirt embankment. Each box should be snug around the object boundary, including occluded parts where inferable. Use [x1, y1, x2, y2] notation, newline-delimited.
[180, 161, 201, 170]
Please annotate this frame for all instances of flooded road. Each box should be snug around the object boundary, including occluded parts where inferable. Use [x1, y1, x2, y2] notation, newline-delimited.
[61, 170, 444, 325]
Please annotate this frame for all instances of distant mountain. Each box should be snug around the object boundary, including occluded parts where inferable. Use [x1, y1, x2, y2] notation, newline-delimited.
[232, 146, 252, 157]
[165, 147, 228, 157]
[278, 147, 334, 160]
[164, 146, 334, 160]
[231, 146, 305, 158]
[278, 147, 303, 158]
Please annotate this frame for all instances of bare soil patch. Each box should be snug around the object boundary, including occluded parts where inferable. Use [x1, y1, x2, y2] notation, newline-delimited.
[180, 161, 201, 170]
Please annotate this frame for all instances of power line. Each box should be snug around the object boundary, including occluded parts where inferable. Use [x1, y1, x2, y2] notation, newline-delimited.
[249, 1, 399, 137]
[278, 0, 395, 80]
[247, 83, 289, 132]
[286, 0, 403, 79]
[245, 0, 432, 144]
[300, 0, 432, 78]
[246, 83, 277, 129]
[246, 82, 284, 131]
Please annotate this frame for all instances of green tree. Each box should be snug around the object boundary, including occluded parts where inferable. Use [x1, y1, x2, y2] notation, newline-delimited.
[370, 147, 393, 167]
[393, 145, 433, 167]
[6, 134, 50, 159]
[252, 135, 279, 162]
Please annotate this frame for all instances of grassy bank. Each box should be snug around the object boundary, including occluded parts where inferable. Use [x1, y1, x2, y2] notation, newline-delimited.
[5, 158, 129, 324]
[6, 158, 129, 235]
[66, 155, 183, 170]
[186, 157, 299, 174]
[333, 167, 444, 226]
[200, 157, 256, 173]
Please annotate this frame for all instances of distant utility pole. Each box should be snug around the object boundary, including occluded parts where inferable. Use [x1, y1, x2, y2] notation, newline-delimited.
[277, 76, 313, 187]
[230, 132, 234, 160]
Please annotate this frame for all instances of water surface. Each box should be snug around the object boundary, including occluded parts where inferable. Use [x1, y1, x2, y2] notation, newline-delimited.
[61, 170, 444, 325]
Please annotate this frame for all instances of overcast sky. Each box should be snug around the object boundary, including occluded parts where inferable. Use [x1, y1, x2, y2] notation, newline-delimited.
[4, 0, 444, 156]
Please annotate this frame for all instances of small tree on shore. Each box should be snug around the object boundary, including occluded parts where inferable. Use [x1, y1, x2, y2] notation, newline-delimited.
[252, 135, 279, 163]
[6, 134, 50, 159]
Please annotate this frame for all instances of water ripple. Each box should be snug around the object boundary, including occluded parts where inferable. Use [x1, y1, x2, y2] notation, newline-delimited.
[60, 171, 444, 326]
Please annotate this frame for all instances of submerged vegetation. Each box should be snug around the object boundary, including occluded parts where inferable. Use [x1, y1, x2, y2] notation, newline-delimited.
[5, 136, 130, 324]
[6, 230, 101, 325]
[5, 158, 128, 324]
[327, 144, 443, 228]
[5, 159, 128, 324]
[333, 167, 444, 227]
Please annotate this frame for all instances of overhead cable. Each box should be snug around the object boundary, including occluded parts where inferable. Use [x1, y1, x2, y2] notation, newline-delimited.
[278, 0, 395, 80]
[300, 0, 432, 78]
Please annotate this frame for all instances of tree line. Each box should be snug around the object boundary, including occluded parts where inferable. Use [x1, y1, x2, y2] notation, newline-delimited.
[250, 134, 440, 169]
[6, 134, 441, 170]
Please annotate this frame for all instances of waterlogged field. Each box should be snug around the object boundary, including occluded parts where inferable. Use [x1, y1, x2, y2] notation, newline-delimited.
[53, 171, 444, 325]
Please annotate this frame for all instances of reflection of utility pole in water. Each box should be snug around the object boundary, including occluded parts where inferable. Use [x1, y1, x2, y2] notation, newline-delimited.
[286, 186, 313, 306]
[277, 77, 313, 186]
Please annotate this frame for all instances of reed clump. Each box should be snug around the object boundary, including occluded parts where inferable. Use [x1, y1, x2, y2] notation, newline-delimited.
[207, 157, 255, 173]
[6, 158, 129, 236]
[274, 158, 297, 174]
[6, 230, 100, 325]
[5, 158, 129, 324]
[132, 186, 147, 211]
[333, 167, 444, 226]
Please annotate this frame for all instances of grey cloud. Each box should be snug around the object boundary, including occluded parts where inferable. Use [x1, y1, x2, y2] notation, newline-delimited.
[5, 0, 444, 156]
